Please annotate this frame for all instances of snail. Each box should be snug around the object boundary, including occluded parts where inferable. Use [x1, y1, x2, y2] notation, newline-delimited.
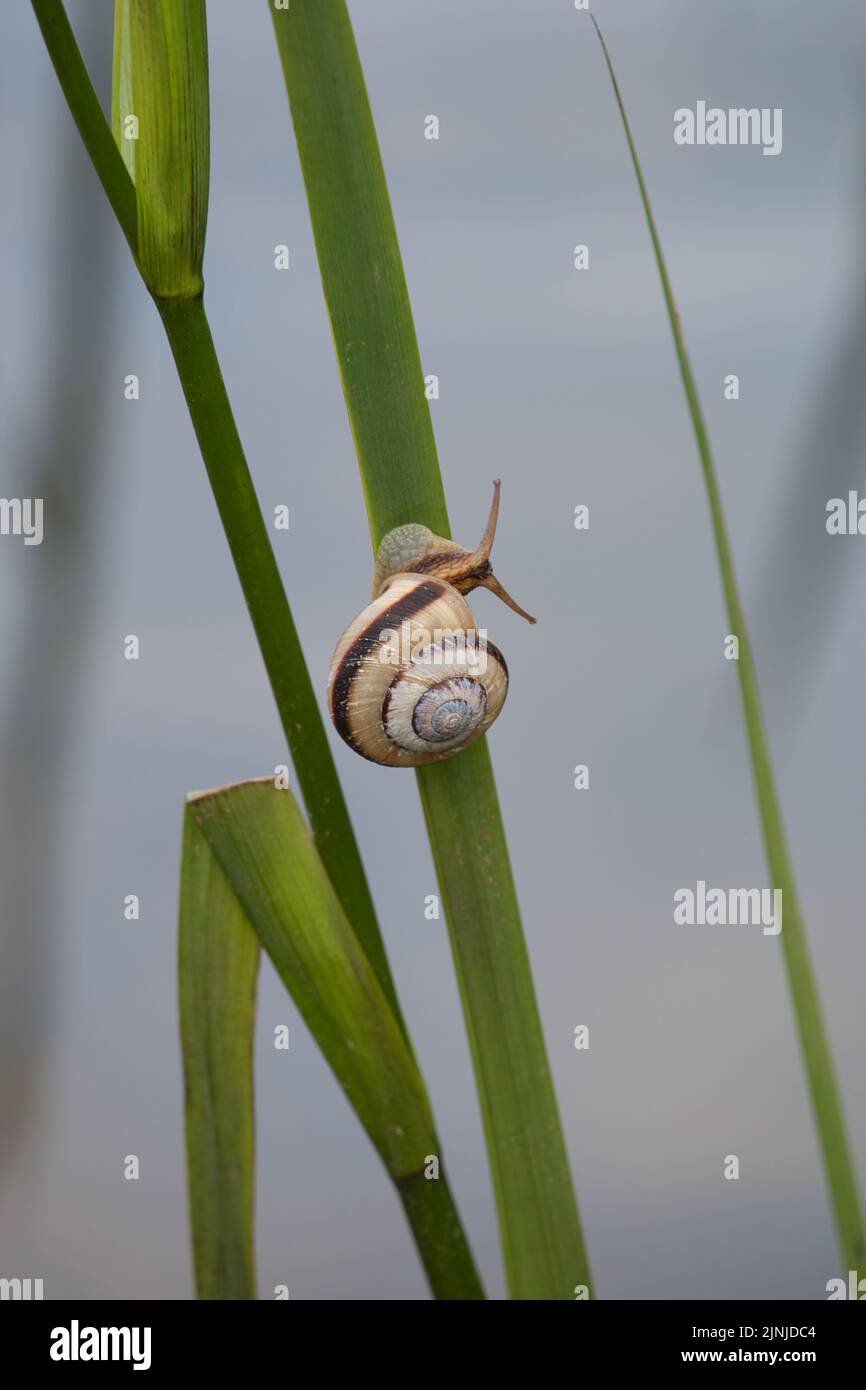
[327, 480, 535, 767]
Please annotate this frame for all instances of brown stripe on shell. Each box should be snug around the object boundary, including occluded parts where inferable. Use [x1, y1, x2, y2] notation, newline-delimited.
[481, 637, 508, 682]
[330, 579, 449, 755]
[380, 681, 396, 736]
[380, 635, 507, 753]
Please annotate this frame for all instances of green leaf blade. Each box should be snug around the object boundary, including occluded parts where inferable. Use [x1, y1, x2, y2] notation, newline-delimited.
[590, 15, 865, 1273]
[179, 810, 259, 1300]
[419, 744, 591, 1297]
[112, 0, 209, 298]
[271, 0, 591, 1298]
[271, 0, 448, 546]
[189, 779, 435, 1176]
[187, 779, 485, 1300]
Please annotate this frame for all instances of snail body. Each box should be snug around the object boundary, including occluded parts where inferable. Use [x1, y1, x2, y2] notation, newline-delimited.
[327, 481, 535, 768]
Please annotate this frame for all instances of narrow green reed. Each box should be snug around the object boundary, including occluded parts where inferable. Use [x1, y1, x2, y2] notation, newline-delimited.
[272, 0, 592, 1299]
[155, 295, 396, 1004]
[591, 15, 865, 1273]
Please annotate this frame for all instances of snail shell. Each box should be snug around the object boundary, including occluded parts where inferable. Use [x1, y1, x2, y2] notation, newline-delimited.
[327, 481, 534, 768]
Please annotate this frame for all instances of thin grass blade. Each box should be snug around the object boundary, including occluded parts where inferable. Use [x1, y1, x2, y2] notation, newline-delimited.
[590, 14, 865, 1273]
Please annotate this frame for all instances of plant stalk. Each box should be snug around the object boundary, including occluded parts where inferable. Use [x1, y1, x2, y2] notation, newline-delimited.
[157, 295, 400, 1024]
[272, 0, 592, 1298]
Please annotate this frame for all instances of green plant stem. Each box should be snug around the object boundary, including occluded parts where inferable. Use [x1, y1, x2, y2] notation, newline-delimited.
[157, 296, 399, 1024]
[418, 743, 591, 1296]
[397, 1167, 485, 1299]
[272, 0, 591, 1298]
[591, 15, 865, 1273]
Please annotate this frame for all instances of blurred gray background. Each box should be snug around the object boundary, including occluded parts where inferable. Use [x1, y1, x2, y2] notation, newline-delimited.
[1, 0, 865, 1300]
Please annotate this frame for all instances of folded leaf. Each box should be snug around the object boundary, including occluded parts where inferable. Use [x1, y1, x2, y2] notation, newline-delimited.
[181, 779, 484, 1299]
[179, 811, 259, 1300]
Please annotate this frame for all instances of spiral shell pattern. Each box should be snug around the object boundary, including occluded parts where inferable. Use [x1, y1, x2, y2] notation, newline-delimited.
[327, 574, 508, 767]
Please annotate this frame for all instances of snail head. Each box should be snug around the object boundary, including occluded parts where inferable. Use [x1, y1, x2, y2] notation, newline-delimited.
[372, 480, 537, 624]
